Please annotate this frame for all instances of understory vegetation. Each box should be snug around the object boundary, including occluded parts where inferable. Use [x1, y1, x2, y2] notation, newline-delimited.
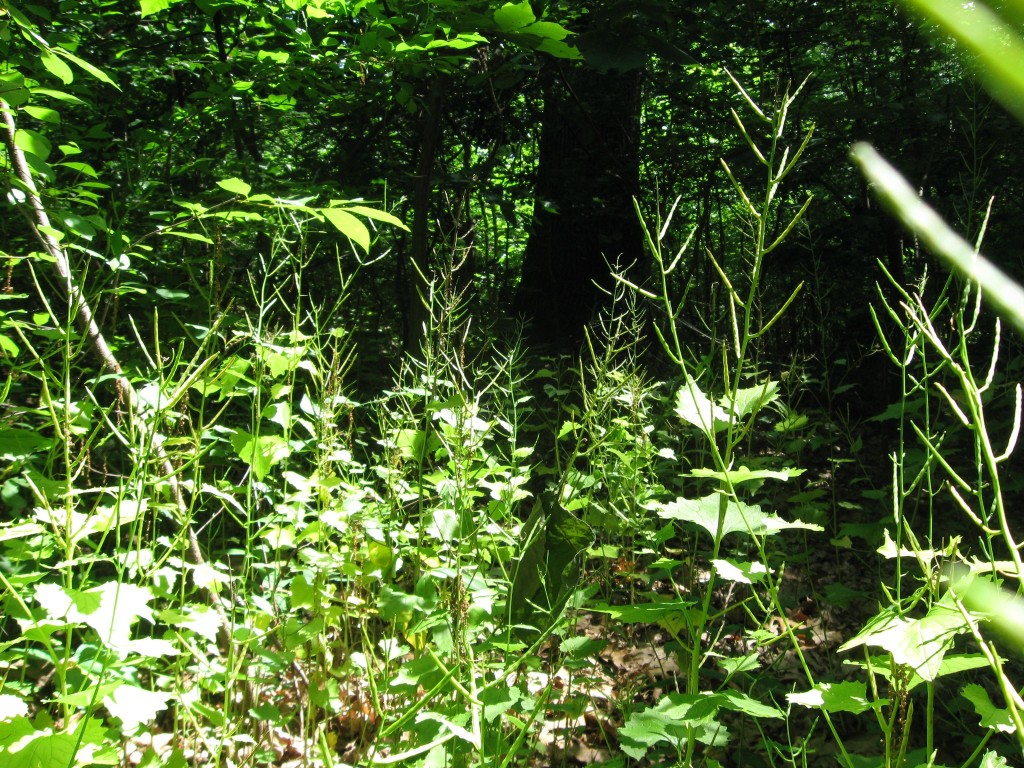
[4, 1, 1024, 767]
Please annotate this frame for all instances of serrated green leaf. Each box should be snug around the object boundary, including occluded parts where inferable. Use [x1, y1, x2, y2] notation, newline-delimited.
[712, 558, 769, 584]
[0, 721, 79, 768]
[839, 599, 970, 681]
[877, 528, 960, 562]
[480, 685, 522, 723]
[34, 581, 155, 658]
[962, 683, 1016, 733]
[676, 376, 729, 436]
[105, 685, 170, 733]
[722, 380, 779, 419]
[656, 493, 817, 540]
[230, 430, 290, 481]
[715, 689, 783, 718]
[788, 681, 881, 714]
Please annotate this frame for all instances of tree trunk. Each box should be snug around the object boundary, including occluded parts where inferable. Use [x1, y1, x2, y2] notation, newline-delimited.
[404, 75, 446, 353]
[515, 60, 644, 348]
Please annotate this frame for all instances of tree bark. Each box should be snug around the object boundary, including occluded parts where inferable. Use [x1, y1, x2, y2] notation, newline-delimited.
[404, 75, 446, 353]
[515, 59, 644, 348]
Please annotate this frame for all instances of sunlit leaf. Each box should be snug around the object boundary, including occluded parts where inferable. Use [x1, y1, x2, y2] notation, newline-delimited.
[14, 129, 52, 161]
[712, 558, 769, 584]
[675, 376, 729, 437]
[344, 204, 410, 231]
[0, 695, 28, 721]
[230, 430, 291, 481]
[34, 581, 156, 658]
[839, 598, 971, 681]
[656, 493, 817, 541]
[216, 177, 251, 197]
[722, 380, 779, 419]
[962, 684, 1016, 734]
[688, 465, 804, 485]
[494, 0, 535, 32]
[54, 48, 119, 89]
[788, 681, 880, 714]
[535, 38, 582, 59]
[0, 720, 79, 768]
[105, 685, 170, 733]
[165, 231, 214, 244]
[322, 208, 371, 252]
[522, 21, 571, 42]
[139, 0, 172, 16]
[39, 49, 73, 84]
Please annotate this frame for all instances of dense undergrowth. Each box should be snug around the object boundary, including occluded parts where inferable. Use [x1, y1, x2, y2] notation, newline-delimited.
[5, 2, 1024, 768]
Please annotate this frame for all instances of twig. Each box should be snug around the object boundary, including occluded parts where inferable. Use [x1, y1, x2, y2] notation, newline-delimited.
[1, 98, 232, 646]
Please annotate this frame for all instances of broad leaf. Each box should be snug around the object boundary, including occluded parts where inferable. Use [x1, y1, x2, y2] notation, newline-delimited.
[962, 684, 1015, 733]
[590, 600, 694, 624]
[0, 719, 78, 768]
[522, 21, 571, 42]
[509, 493, 593, 627]
[0, 695, 28, 720]
[34, 582, 157, 658]
[140, 0, 173, 16]
[322, 208, 371, 252]
[344, 204, 410, 231]
[712, 558, 769, 584]
[722, 380, 779, 419]
[55, 48, 119, 89]
[675, 376, 729, 437]
[230, 430, 291, 481]
[105, 684, 171, 733]
[688, 465, 805, 485]
[656, 494, 818, 541]
[788, 681, 880, 714]
[839, 598, 971, 681]
[618, 693, 730, 760]
[216, 177, 251, 196]
[14, 129, 52, 161]
[494, 0, 535, 32]
[0, 428, 53, 460]
[39, 50, 73, 85]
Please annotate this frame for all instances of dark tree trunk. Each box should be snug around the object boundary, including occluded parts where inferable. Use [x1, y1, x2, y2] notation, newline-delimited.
[515, 59, 644, 348]
[404, 76, 446, 353]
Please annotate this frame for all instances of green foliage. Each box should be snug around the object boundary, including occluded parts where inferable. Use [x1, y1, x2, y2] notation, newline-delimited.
[4, 0, 1024, 766]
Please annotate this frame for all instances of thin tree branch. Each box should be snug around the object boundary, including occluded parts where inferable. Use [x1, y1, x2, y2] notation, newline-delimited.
[1, 98, 231, 644]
